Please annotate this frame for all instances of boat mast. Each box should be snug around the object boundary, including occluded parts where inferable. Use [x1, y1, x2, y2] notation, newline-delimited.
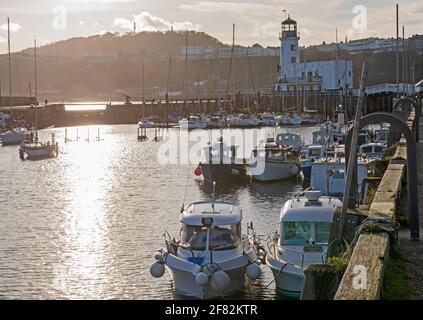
[7, 17, 12, 117]
[224, 24, 235, 114]
[141, 53, 145, 117]
[34, 38, 38, 100]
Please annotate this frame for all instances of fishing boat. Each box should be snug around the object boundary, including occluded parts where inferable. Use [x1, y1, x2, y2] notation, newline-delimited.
[265, 190, 342, 298]
[248, 137, 299, 182]
[299, 145, 325, 180]
[310, 145, 374, 197]
[19, 133, 59, 160]
[150, 199, 263, 299]
[0, 126, 29, 146]
[276, 133, 304, 152]
[179, 115, 207, 130]
[374, 128, 389, 147]
[196, 137, 247, 183]
[359, 143, 385, 160]
[258, 110, 277, 127]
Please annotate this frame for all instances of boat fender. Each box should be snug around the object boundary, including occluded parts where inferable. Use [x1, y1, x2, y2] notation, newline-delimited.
[150, 262, 165, 278]
[210, 270, 230, 292]
[246, 263, 261, 280]
[195, 272, 209, 287]
[154, 251, 163, 261]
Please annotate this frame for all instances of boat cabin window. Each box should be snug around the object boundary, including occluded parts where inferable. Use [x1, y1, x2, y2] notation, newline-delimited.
[209, 224, 240, 250]
[374, 145, 384, 153]
[308, 148, 321, 158]
[312, 133, 325, 145]
[281, 221, 332, 245]
[181, 225, 208, 250]
[332, 169, 345, 180]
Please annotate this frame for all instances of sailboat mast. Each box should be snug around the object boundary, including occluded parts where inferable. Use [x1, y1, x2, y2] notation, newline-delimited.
[141, 53, 145, 117]
[34, 38, 38, 100]
[7, 17, 12, 116]
[232, 23, 235, 100]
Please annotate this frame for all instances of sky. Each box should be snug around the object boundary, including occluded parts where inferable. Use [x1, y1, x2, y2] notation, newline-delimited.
[0, 0, 422, 52]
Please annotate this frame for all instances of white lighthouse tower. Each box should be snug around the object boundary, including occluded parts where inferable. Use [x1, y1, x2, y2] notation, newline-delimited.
[279, 15, 300, 81]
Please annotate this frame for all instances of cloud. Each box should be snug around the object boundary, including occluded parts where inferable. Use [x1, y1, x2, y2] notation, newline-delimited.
[0, 22, 22, 32]
[113, 11, 202, 32]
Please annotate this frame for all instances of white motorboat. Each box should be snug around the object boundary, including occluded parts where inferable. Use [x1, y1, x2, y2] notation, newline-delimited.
[258, 110, 277, 127]
[359, 143, 385, 160]
[248, 137, 299, 182]
[310, 145, 375, 197]
[138, 119, 155, 128]
[0, 126, 29, 146]
[276, 133, 304, 152]
[278, 113, 302, 126]
[205, 115, 225, 129]
[265, 190, 342, 298]
[227, 113, 259, 128]
[179, 115, 207, 130]
[150, 200, 263, 299]
[299, 145, 325, 180]
[19, 133, 59, 160]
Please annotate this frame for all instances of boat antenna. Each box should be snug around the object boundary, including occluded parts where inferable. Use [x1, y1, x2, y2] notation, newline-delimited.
[181, 165, 191, 213]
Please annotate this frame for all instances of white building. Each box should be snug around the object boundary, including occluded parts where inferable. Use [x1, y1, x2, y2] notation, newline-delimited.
[276, 17, 353, 92]
[180, 46, 279, 60]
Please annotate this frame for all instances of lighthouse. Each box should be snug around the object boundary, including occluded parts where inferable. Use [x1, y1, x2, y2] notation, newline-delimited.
[276, 15, 353, 93]
[279, 15, 300, 81]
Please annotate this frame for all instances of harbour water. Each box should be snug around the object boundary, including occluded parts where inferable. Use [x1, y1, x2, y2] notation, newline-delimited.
[0, 124, 318, 299]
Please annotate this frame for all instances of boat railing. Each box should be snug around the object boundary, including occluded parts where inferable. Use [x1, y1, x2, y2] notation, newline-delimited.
[162, 231, 196, 263]
[268, 242, 305, 269]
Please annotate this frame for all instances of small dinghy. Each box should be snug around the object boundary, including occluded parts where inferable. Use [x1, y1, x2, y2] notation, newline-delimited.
[150, 198, 263, 299]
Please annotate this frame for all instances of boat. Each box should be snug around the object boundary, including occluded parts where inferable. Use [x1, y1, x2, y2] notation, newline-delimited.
[276, 133, 304, 152]
[19, 133, 59, 160]
[310, 145, 375, 197]
[374, 128, 389, 147]
[258, 110, 277, 127]
[299, 145, 325, 180]
[227, 113, 259, 128]
[205, 115, 226, 129]
[265, 190, 342, 298]
[150, 199, 263, 299]
[248, 137, 299, 182]
[179, 115, 207, 130]
[278, 113, 302, 126]
[0, 126, 29, 146]
[359, 143, 385, 160]
[168, 111, 182, 124]
[301, 109, 322, 125]
[196, 137, 247, 183]
[138, 119, 155, 128]
[0, 113, 11, 129]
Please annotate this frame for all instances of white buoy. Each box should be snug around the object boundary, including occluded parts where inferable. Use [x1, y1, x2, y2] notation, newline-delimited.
[150, 262, 165, 278]
[246, 263, 261, 280]
[210, 270, 230, 292]
[195, 272, 209, 287]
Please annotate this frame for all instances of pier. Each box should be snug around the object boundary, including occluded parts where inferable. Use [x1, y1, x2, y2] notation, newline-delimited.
[0, 90, 411, 129]
[334, 97, 421, 299]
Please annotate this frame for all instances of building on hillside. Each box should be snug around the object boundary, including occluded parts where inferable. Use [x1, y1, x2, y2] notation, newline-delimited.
[180, 46, 279, 60]
[275, 16, 353, 92]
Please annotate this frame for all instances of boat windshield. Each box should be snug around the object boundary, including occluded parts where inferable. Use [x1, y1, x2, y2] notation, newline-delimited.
[209, 224, 240, 250]
[308, 148, 321, 157]
[181, 224, 240, 251]
[181, 225, 208, 250]
[281, 221, 331, 246]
